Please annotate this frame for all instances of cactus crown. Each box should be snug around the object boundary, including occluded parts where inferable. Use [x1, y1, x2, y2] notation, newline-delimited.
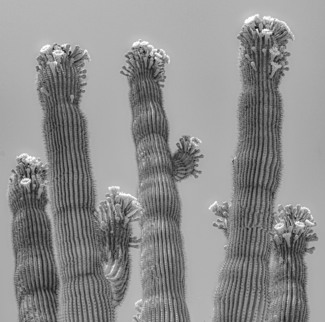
[237, 14, 294, 83]
[121, 39, 170, 86]
[273, 204, 318, 254]
[9, 154, 47, 193]
[8, 153, 48, 212]
[36, 43, 90, 107]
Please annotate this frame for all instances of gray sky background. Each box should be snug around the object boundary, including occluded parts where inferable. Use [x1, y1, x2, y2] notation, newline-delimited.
[1, 0, 324, 321]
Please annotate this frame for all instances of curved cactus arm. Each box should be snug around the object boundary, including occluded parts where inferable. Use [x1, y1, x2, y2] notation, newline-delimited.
[36, 43, 114, 321]
[8, 153, 58, 322]
[172, 135, 203, 182]
[122, 40, 191, 321]
[268, 204, 317, 322]
[95, 186, 142, 308]
[209, 201, 231, 241]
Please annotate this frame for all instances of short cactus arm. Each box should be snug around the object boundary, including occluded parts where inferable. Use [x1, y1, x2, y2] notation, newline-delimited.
[172, 135, 203, 181]
[36, 44, 114, 321]
[8, 154, 58, 322]
[268, 204, 317, 322]
[132, 298, 143, 322]
[95, 186, 142, 307]
[122, 40, 194, 321]
[209, 201, 231, 240]
[213, 15, 293, 322]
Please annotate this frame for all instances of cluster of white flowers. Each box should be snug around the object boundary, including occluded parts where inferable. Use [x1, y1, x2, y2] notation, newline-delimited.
[131, 39, 170, 64]
[97, 186, 142, 227]
[12, 153, 47, 198]
[243, 14, 293, 40]
[36, 43, 90, 104]
[121, 39, 170, 85]
[273, 204, 317, 252]
[39, 43, 90, 66]
[239, 15, 293, 80]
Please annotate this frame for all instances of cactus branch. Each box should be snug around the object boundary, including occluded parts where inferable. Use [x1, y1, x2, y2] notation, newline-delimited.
[8, 154, 58, 322]
[268, 204, 317, 322]
[95, 186, 142, 307]
[172, 135, 203, 181]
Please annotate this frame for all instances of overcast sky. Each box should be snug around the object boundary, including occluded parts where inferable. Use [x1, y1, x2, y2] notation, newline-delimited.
[1, 0, 324, 321]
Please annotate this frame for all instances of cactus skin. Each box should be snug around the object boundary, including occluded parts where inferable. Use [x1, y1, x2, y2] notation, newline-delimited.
[122, 40, 202, 321]
[36, 44, 115, 321]
[268, 205, 317, 322]
[213, 15, 294, 322]
[8, 153, 58, 321]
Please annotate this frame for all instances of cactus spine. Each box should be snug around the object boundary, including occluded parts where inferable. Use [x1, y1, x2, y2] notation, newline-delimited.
[8, 154, 58, 321]
[268, 204, 318, 321]
[212, 15, 293, 321]
[122, 40, 203, 321]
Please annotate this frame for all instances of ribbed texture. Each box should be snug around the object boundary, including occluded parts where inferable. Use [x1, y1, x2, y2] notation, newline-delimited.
[267, 204, 317, 321]
[123, 41, 190, 321]
[8, 155, 58, 321]
[37, 44, 114, 321]
[96, 186, 142, 308]
[213, 15, 293, 322]
[268, 245, 308, 321]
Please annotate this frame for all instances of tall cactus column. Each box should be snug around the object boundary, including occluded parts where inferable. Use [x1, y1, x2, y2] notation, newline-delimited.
[213, 16, 293, 321]
[36, 44, 114, 321]
[8, 154, 58, 321]
[122, 40, 202, 322]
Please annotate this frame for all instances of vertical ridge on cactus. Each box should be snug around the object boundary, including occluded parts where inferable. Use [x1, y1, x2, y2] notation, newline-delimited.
[213, 15, 293, 322]
[8, 153, 58, 322]
[122, 39, 202, 321]
[267, 204, 317, 322]
[36, 43, 114, 321]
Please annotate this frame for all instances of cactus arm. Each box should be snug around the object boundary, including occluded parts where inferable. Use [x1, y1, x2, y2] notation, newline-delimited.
[172, 135, 203, 182]
[209, 201, 231, 241]
[267, 204, 317, 322]
[36, 44, 114, 321]
[132, 299, 143, 322]
[95, 186, 142, 308]
[122, 40, 192, 321]
[8, 153, 58, 321]
[213, 15, 293, 322]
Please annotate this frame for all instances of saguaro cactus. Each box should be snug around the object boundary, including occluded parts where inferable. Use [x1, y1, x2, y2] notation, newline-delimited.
[35, 43, 139, 321]
[8, 153, 58, 322]
[211, 15, 294, 321]
[268, 204, 318, 322]
[121, 40, 203, 321]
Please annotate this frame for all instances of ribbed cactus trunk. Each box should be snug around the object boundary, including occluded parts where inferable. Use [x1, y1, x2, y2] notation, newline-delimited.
[213, 15, 293, 321]
[36, 44, 114, 321]
[122, 41, 191, 321]
[268, 204, 317, 322]
[8, 154, 58, 321]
